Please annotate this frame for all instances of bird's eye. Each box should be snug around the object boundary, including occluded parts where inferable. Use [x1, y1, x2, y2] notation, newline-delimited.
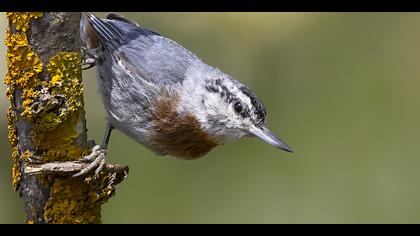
[233, 101, 243, 114]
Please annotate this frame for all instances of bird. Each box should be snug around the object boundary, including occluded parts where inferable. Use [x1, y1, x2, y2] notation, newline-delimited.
[75, 12, 293, 177]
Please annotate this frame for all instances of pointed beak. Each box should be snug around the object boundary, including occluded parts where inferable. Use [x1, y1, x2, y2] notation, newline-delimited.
[248, 126, 293, 153]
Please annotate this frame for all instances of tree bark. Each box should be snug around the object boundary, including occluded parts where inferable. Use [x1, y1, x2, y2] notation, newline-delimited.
[5, 12, 127, 224]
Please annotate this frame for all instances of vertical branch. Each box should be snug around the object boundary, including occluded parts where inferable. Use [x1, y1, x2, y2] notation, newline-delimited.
[4, 12, 127, 224]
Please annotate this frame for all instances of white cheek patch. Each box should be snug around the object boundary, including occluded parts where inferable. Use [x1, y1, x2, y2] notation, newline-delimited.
[176, 66, 260, 142]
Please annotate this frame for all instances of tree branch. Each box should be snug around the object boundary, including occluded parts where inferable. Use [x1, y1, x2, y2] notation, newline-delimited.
[5, 12, 128, 224]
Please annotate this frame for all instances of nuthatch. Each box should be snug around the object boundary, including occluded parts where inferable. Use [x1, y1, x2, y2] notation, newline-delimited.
[75, 12, 293, 177]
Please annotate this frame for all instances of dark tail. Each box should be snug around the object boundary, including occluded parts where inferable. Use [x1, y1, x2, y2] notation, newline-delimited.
[82, 12, 160, 49]
[82, 12, 126, 43]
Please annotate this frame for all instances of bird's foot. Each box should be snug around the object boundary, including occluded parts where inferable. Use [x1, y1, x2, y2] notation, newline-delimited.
[72, 145, 107, 177]
[80, 47, 98, 70]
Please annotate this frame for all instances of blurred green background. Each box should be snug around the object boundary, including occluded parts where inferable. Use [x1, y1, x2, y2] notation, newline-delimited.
[2, 12, 420, 223]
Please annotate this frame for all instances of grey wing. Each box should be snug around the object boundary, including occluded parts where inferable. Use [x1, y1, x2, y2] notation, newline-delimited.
[113, 35, 200, 86]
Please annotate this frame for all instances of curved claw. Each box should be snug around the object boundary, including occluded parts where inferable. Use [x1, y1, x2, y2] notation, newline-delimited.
[95, 157, 107, 176]
[72, 145, 107, 178]
[79, 145, 102, 162]
[81, 58, 96, 70]
[80, 47, 98, 70]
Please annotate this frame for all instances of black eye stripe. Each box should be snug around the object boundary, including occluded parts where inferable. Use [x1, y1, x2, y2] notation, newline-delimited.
[239, 86, 266, 123]
[205, 79, 266, 124]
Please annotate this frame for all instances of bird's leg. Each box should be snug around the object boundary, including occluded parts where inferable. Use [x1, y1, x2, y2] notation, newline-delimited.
[72, 124, 114, 177]
[80, 47, 98, 70]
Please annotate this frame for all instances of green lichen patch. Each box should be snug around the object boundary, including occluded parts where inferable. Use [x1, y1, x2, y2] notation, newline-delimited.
[11, 147, 20, 191]
[33, 117, 87, 162]
[7, 108, 23, 191]
[8, 99, 20, 191]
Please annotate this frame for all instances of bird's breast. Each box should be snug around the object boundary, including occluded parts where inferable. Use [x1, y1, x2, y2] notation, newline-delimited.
[150, 91, 219, 160]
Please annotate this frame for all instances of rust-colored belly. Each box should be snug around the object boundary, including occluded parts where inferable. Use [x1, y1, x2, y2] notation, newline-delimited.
[151, 92, 218, 160]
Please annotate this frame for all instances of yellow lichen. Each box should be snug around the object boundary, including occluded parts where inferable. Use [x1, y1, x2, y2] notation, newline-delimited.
[7, 106, 20, 191]
[43, 170, 121, 224]
[44, 178, 102, 224]
[7, 107, 17, 147]
[4, 30, 43, 121]
[4, 14, 43, 190]
[5, 32, 86, 163]
[6, 12, 43, 32]
[39, 51, 112, 223]
[94, 178, 117, 204]
[4, 12, 116, 224]
[46, 52, 84, 116]
[11, 147, 20, 191]
[31, 52, 86, 162]
[20, 150, 32, 161]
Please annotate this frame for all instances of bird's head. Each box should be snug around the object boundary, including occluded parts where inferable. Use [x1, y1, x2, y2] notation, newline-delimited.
[179, 66, 293, 153]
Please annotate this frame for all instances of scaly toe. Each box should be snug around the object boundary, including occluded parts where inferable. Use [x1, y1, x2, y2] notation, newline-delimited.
[72, 146, 107, 177]
[79, 145, 102, 162]
[94, 155, 107, 176]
